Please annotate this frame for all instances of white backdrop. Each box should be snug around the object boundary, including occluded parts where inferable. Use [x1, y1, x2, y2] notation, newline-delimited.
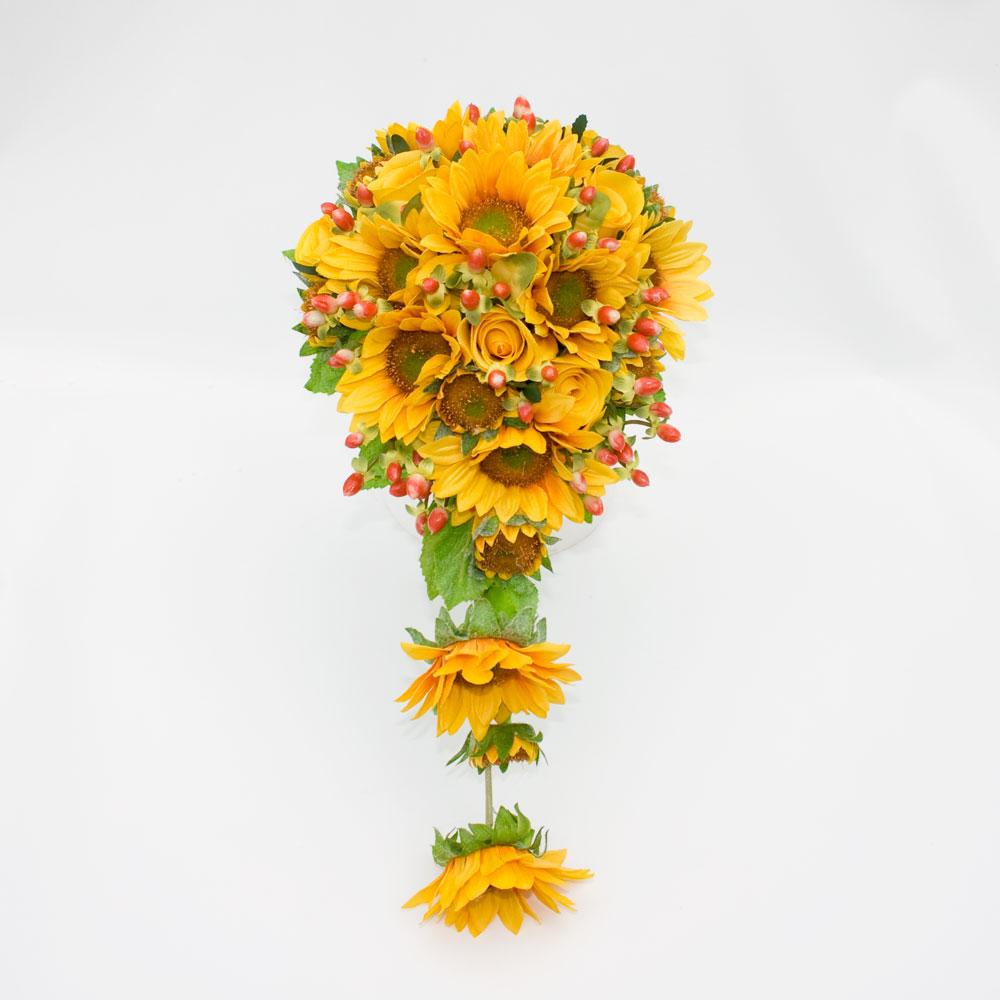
[2, 1, 999, 997]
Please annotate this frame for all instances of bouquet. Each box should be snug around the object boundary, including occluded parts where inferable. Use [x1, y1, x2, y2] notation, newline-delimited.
[285, 96, 711, 935]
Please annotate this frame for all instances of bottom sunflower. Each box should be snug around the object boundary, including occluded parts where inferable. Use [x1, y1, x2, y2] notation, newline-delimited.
[404, 806, 591, 936]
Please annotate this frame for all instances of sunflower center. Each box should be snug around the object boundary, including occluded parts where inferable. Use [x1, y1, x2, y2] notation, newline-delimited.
[377, 249, 416, 295]
[459, 198, 527, 246]
[437, 374, 504, 433]
[479, 444, 550, 486]
[546, 270, 596, 327]
[385, 331, 450, 391]
[479, 532, 543, 576]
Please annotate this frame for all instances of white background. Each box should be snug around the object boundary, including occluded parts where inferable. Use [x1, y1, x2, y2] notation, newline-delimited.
[2, 1, 999, 996]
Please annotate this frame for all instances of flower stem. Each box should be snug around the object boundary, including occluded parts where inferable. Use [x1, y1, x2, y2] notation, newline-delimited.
[484, 765, 494, 825]
[623, 419, 651, 427]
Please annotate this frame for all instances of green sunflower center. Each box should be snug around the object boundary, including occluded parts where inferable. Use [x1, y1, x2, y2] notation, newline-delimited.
[385, 331, 450, 391]
[546, 270, 596, 327]
[460, 198, 527, 246]
[377, 249, 417, 295]
[480, 444, 550, 486]
[437, 374, 504, 433]
[479, 532, 543, 577]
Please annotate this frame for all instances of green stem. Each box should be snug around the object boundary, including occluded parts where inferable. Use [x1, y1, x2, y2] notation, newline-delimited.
[484, 764, 494, 826]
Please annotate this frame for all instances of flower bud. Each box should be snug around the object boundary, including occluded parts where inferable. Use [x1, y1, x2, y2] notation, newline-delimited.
[328, 348, 355, 368]
[355, 183, 374, 207]
[513, 95, 532, 118]
[630, 469, 650, 487]
[571, 471, 587, 493]
[607, 429, 627, 452]
[343, 472, 364, 496]
[597, 306, 621, 326]
[627, 333, 650, 354]
[414, 127, 433, 149]
[597, 237, 620, 252]
[388, 480, 408, 497]
[344, 432, 364, 448]
[634, 376, 662, 396]
[406, 474, 429, 500]
[310, 294, 335, 313]
[353, 299, 378, 320]
[642, 286, 669, 305]
[657, 424, 681, 443]
[427, 508, 449, 534]
[616, 154, 636, 173]
[335, 290, 359, 310]
[467, 103, 481, 123]
[386, 461, 402, 483]
[320, 202, 335, 216]
[650, 401, 673, 418]
[415, 512, 427, 535]
[591, 137, 609, 156]
[618, 443, 634, 464]
[459, 139, 476, 153]
[331, 206, 354, 231]
[584, 495, 604, 516]
[596, 448, 618, 466]
[302, 310, 325, 329]
[634, 317, 660, 337]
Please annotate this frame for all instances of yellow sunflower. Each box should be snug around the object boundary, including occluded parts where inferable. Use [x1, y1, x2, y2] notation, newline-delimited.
[337, 308, 462, 443]
[473, 522, 547, 579]
[397, 636, 579, 739]
[469, 735, 540, 770]
[434, 372, 506, 435]
[404, 845, 590, 936]
[470, 111, 588, 180]
[636, 216, 713, 322]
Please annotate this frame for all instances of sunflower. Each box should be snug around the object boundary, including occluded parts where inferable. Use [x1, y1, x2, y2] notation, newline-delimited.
[470, 111, 588, 180]
[421, 147, 575, 256]
[532, 358, 613, 451]
[337, 308, 462, 443]
[469, 735, 540, 770]
[405, 844, 591, 936]
[418, 427, 583, 528]
[397, 636, 579, 739]
[474, 522, 547, 579]
[636, 216, 713, 322]
[434, 372, 506, 435]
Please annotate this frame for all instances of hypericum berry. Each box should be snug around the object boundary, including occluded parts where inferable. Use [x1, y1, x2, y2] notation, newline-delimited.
[634, 316, 660, 337]
[468, 247, 486, 272]
[591, 137, 609, 156]
[355, 183, 374, 207]
[345, 432, 364, 448]
[597, 237, 620, 252]
[427, 508, 449, 534]
[388, 480, 408, 497]
[458, 139, 476, 153]
[406, 474, 429, 500]
[411, 450, 423, 464]
[571, 471, 587, 494]
[540, 363, 558, 382]
[631, 469, 650, 487]
[343, 472, 364, 496]
[513, 95, 532, 118]
[522, 112, 536, 130]
[657, 424, 682, 443]
[353, 299, 377, 320]
[331, 206, 354, 231]
[421, 277, 440, 294]
[579, 185, 597, 204]
[414, 126, 433, 149]
[487, 369, 507, 390]
[627, 332, 650, 354]
[517, 401, 534, 423]
[302, 310, 325, 329]
[650, 401, 673, 418]
[321, 202, 335, 216]
[492, 281, 511, 299]
[642, 286, 669, 305]
[386, 461, 402, 483]
[597, 306, 621, 326]
[618, 443, 635, 464]
[607, 429, 627, 452]
[584, 495, 604, 516]
[310, 294, 335, 313]
[596, 448, 618, 467]
[467, 103, 481, 123]
[616, 154, 636, 173]
[415, 512, 427, 535]
[634, 376, 662, 396]
[335, 290, 359, 310]
[567, 230, 588, 249]
[460, 288, 480, 310]
[327, 348, 355, 368]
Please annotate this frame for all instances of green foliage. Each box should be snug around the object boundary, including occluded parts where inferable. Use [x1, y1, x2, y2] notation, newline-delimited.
[571, 114, 588, 138]
[447, 723, 544, 773]
[358, 436, 389, 490]
[490, 253, 538, 300]
[419, 519, 489, 609]
[431, 805, 545, 866]
[388, 133, 409, 154]
[304, 349, 342, 394]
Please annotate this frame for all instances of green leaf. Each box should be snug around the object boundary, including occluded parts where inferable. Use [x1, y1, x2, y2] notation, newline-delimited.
[304, 350, 342, 394]
[485, 575, 538, 625]
[571, 114, 587, 138]
[502, 606, 536, 646]
[388, 133, 409, 154]
[490, 253, 538, 299]
[492, 725, 515, 761]
[493, 806, 518, 844]
[522, 382, 542, 404]
[336, 159, 359, 191]
[404, 626, 434, 647]
[463, 599, 500, 637]
[461, 432, 477, 456]
[420, 519, 489, 609]
[473, 515, 499, 540]
[359, 436, 388, 490]
[434, 607, 459, 646]
[299, 340, 320, 356]
[580, 190, 612, 230]
[534, 616, 547, 642]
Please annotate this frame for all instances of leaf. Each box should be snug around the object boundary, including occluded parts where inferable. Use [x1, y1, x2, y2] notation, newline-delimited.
[404, 626, 434, 646]
[490, 253, 538, 299]
[299, 340, 320, 356]
[461, 432, 477, 455]
[580, 190, 611, 230]
[534, 616, 547, 642]
[463, 599, 500, 638]
[492, 725, 515, 761]
[493, 806, 518, 843]
[502, 607, 536, 646]
[388, 133, 409, 154]
[485, 575, 538, 625]
[434, 606, 459, 646]
[336, 159, 359, 191]
[359, 436, 388, 490]
[420, 519, 489, 609]
[522, 382, 542, 404]
[571, 114, 587, 138]
[305, 350, 342, 394]
[473, 516, 499, 540]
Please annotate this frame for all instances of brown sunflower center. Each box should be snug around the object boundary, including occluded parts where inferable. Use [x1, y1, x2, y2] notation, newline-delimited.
[459, 198, 527, 246]
[385, 331, 450, 391]
[437, 374, 504, 433]
[546, 270, 596, 327]
[479, 532, 543, 576]
[479, 444, 550, 486]
[377, 248, 416, 295]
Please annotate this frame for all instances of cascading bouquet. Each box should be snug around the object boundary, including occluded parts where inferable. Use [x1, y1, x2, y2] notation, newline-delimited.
[285, 96, 711, 936]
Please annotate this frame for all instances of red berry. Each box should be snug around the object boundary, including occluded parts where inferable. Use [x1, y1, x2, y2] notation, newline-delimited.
[310, 294, 335, 313]
[492, 281, 511, 299]
[487, 369, 507, 390]
[513, 95, 532, 118]
[467, 103, 481, 123]
[616, 154, 636, 173]
[335, 290, 358, 310]
[627, 332, 650, 354]
[579, 185, 597, 204]
[468, 247, 486, 272]
[618, 443, 634, 464]
[650, 401, 673, 419]
[642, 286, 669, 305]
[427, 508, 449, 534]
[302, 310, 324, 329]
[540, 364, 558, 382]
[344, 432, 364, 448]
[412, 451, 423, 464]
[415, 512, 427, 535]
[607, 429, 627, 452]
[657, 424, 682, 443]
[567, 230, 588, 249]
[458, 139, 475, 153]
[597, 237, 620, 251]
[386, 461, 402, 483]
[460, 288, 480, 310]
[406, 474, 429, 500]
[584, 495, 604, 516]
[328, 348, 354, 368]
[353, 299, 377, 320]
[343, 472, 364, 496]
[631, 469, 650, 487]
[320, 202, 335, 216]
[522, 112, 536, 130]
[596, 448, 618, 466]
[634, 376, 662, 396]
[591, 137, 609, 156]
[571, 471, 587, 493]
[355, 183, 374, 207]
[414, 127, 433, 149]
[634, 317, 660, 337]
[517, 401, 534, 423]
[421, 277, 440, 293]
[388, 480, 408, 497]
[331, 206, 354, 231]
[597, 306, 621, 326]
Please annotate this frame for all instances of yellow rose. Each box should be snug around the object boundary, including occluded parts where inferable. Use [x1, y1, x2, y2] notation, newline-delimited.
[368, 149, 430, 206]
[591, 167, 645, 231]
[533, 358, 613, 450]
[457, 309, 555, 378]
[294, 217, 334, 268]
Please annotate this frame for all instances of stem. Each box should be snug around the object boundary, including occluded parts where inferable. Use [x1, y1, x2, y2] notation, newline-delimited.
[484, 765, 494, 825]
[623, 419, 651, 427]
